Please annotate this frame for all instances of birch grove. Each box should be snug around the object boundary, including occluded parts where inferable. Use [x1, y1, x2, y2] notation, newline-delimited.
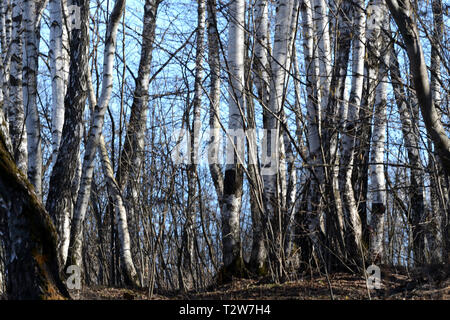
[0, 0, 449, 299]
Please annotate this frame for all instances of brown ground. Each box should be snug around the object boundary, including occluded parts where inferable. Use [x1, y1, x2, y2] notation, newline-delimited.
[79, 269, 450, 300]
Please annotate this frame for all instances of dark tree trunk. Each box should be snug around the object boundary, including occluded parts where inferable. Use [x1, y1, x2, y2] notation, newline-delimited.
[0, 131, 69, 299]
[46, 0, 89, 271]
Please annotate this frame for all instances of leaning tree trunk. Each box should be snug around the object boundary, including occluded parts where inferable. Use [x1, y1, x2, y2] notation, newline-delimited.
[0, 128, 69, 300]
[112, 0, 161, 287]
[98, 135, 139, 288]
[114, 2, 160, 286]
[84, 61, 140, 288]
[386, 0, 450, 176]
[116, 0, 160, 195]
[66, 0, 126, 280]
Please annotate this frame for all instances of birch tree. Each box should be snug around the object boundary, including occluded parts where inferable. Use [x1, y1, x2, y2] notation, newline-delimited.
[46, 0, 89, 268]
[49, 0, 69, 170]
[207, 0, 223, 206]
[338, 0, 365, 261]
[263, 0, 296, 280]
[221, 0, 245, 276]
[322, 0, 354, 266]
[84, 61, 140, 287]
[299, 0, 322, 266]
[0, 0, 12, 112]
[7, 0, 28, 174]
[22, 0, 47, 199]
[117, 0, 160, 194]
[180, 0, 206, 291]
[66, 0, 126, 278]
[368, 3, 390, 263]
[386, 0, 450, 176]
[248, 0, 269, 275]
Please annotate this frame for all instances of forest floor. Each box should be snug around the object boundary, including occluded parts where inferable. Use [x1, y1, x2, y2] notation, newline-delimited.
[80, 267, 450, 300]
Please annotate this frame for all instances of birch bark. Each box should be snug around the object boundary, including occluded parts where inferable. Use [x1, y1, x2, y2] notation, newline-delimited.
[181, 0, 205, 291]
[339, 0, 365, 259]
[207, 0, 223, 202]
[261, 0, 294, 279]
[221, 0, 245, 273]
[116, 0, 160, 193]
[368, 4, 390, 263]
[67, 0, 126, 274]
[7, 0, 28, 174]
[323, 0, 353, 266]
[49, 0, 69, 170]
[23, 0, 46, 199]
[46, 0, 89, 269]
[0, 1, 11, 115]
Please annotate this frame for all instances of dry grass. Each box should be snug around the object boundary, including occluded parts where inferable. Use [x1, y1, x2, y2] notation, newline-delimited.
[79, 270, 450, 300]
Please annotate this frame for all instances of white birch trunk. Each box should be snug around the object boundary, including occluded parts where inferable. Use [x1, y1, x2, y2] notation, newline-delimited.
[23, 0, 44, 198]
[1, 0, 12, 114]
[221, 0, 245, 268]
[99, 134, 139, 286]
[68, 0, 126, 271]
[0, 0, 12, 153]
[312, 0, 331, 119]
[369, 3, 390, 263]
[339, 0, 365, 255]
[253, 0, 269, 108]
[47, 0, 89, 273]
[263, 0, 293, 220]
[261, 0, 294, 278]
[207, 0, 223, 199]
[49, 0, 79, 266]
[49, 0, 69, 170]
[7, 0, 28, 174]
